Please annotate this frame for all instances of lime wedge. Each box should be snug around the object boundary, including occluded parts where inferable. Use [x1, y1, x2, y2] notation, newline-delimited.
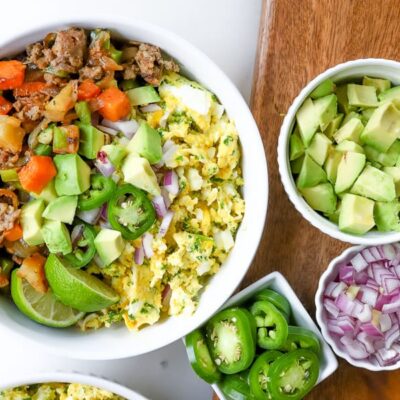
[45, 254, 119, 312]
[11, 270, 84, 328]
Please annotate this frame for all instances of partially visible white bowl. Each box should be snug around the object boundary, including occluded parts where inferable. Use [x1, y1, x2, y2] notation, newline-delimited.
[0, 16, 268, 360]
[206, 272, 338, 399]
[315, 244, 400, 371]
[1, 371, 147, 400]
[277, 58, 400, 245]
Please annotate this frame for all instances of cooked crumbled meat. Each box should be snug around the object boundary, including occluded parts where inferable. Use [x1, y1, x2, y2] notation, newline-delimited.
[0, 203, 20, 243]
[122, 63, 139, 80]
[0, 149, 19, 169]
[135, 43, 179, 86]
[26, 42, 53, 70]
[13, 92, 50, 122]
[80, 65, 104, 81]
[43, 72, 67, 88]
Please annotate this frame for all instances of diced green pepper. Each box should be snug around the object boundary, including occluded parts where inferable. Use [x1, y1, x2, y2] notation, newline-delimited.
[0, 169, 19, 182]
[75, 101, 92, 125]
[34, 144, 52, 156]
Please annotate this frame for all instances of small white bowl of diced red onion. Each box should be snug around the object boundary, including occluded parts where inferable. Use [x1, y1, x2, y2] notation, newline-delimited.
[316, 242, 400, 370]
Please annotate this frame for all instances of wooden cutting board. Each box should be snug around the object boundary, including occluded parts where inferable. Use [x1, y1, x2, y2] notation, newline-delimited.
[245, 0, 400, 399]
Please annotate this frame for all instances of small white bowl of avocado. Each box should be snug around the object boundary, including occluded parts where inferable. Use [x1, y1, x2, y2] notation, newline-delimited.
[278, 58, 400, 244]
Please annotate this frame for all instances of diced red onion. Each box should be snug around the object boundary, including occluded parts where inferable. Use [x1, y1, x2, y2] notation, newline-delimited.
[142, 233, 154, 258]
[158, 211, 174, 238]
[350, 299, 364, 319]
[327, 319, 345, 335]
[95, 124, 119, 135]
[340, 336, 369, 359]
[376, 294, 394, 311]
[366, 278, 379, 291]
[324, 298, 340, 318]
[385, 323, 400, 349]
[71, 224, 84, 247]
[152, 195, 168, 218]
[140, 104, 162, 113]
[336, 293, 355, 315]
[339, 264, 355, 285]
[163, 170, 179, 195]
[354, 271, 369, 285]
[383, 277, 400, 294]
[382, 295, 400, 314]
[95, 152, 115, 177]
[102, 118, 139, 139]
[382, 244, 397, 260]
[77, 208, 101, 225]
[94, 253, 105, 268]
[159, 111, 170, 128]
[380, 313, 392, 333]
[99, 219, 112, 229]
[134, 245, 144, 265]
[359, 287, 378, 307]
[337, 315, 355, 332]
[351, 253, 369, 272]
[361, 248, 377, 263]
[370, 246, 383, 260]
[357, 332, 376, 354]
[162, 141, 179, 165]
[377, 348, 398, 365]
[360, 322, 383, 337]
[356, 304, 372, 323]
[161, 188, 172, 208]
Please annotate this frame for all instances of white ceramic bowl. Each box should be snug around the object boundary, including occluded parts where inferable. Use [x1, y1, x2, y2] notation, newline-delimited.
[206, 272, 338, 399]
[0, 18, 268, 360]
[277, 58, 400, 245]
[1, 371, 147, 399]
[315, 244, 400, 371]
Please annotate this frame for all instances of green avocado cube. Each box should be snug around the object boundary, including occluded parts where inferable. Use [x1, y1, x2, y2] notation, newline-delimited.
[335, 152, 366, 193]
[374, 202, 400, 232]
[309, 79, 335, 99]
[360, 102, 400, 152]
[334, 118, 364, 144]
[295, 98, 319, 146]
[300, 183, 337, 213]
[289, 129, 305, 161]
[127, 122, 162, 164]
[126, 86, 161, 106]
[324, 150, 342, 184]
[361, 108, 376, 124]
[290, 155, 304, 174]
[314, 94, 337, 131]
[101, 144, 128, 168]
[336, 140, 365, 154]
[383, 166, 400, 196]
[351, 165, 396, 202]
[43, 195, 78, 224]
[31, 180, 57, 204]
[378, 86, 400, 107]
[94, 229, 125, 265]
[364, 140, 400, 167]
[77, 124, 105, 159]
[306, 133, 331, 165]
[54, 154, 91, 196]
[325, 202, 341, 224]
[20, 199, 45, 246]
[324, 113, 344, 139]
[41, 220, 72, 255]
[363, 76, 391, 94]
[336, 84, 357, 115]
[296, 154, 327, 188]
[341, 111, 363, 127]
[347, 84, 379, 108]
[339, 193, 375, 234]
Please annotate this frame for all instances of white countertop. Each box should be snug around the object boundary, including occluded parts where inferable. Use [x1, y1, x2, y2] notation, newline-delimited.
[0, 1, 262, 398]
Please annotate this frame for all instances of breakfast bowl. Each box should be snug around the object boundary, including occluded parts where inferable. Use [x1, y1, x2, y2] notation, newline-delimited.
[182, 272, 338, 399]
[278, 58, 400, 245]
[316, 242, 400, 371]
[1, 371, 147, 399]
[0, 17, 267, 360]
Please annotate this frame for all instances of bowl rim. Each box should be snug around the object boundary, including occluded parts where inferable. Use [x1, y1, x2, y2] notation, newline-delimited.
[315, 243, 400, 371]
[0, 371, 147, 399]
[277, 58, 400, 245]
[0, 16, 268, 360]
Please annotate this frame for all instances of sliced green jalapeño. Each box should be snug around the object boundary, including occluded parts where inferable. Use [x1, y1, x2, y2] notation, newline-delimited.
[279, 326, 321, 355]
[267, 349, 320, 400]
[220, 374, 253, 400]
[205, 307, 256, 375]
[249, 350, 282, 400]
[250, 300, 288, 350]
[78, 174, 116, 211]
[185, 329, 221, 384]
[253, 288, 291, 319]
[64, 224, 96, 268]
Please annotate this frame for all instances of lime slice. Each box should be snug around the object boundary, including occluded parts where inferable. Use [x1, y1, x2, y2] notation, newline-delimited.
[45, 254, 119, 312]
[11, 270, 84, 328]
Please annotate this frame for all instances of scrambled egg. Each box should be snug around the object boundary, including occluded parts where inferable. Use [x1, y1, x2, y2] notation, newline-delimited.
[0, 383, 124, 400]
[81, 73, 245, 331]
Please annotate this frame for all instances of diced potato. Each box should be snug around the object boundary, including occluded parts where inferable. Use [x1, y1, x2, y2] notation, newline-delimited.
[0, 115, 25, 152]
[45, 82, 77, 122]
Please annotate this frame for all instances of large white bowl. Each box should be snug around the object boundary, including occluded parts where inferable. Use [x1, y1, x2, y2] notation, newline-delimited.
[277, 58, 400, 245]
[0, 18, 268, 360]
[315, 244, 400, 371]
[1, 371, 147, 399]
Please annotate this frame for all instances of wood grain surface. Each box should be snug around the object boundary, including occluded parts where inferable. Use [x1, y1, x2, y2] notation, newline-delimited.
[246, 0, 400, 399]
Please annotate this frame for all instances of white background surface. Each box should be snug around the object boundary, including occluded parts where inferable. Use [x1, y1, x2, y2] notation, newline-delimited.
[0, 0, 262, 399]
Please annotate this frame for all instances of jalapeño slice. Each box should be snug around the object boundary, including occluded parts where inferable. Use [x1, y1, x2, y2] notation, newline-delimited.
[220, 374, 253, 400]
[205, 307, 256, 375]
[108, 184, 156, 240]
[250, 300, 288, 350]
[249, 351, 282, 400]
[185, 329, 221, 384]
[64, 224, 96, 268]
[279, 326, 321, 355]
[267, 349, 320, 400]
[253, 288, 291, 319]
[78, 174, 116, 211]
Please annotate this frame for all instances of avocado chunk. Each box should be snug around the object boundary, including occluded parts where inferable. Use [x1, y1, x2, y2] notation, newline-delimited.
[336, 84, 357, 114]
[361, 108, 375, 124]
[289, 129, 304, 161]
[324, 149, 342, 184]
[374, 202, 400, 231]
[335, 152, 366, 193]
[41, 220, 72, 255]
[300, 183, 337, 213]
[363, 76, 391, 94]
[295, 98, 319, 146]
[360, 102, 400, 152]
[325, 202, 341, 224]
[324, 113, 344, 139]
[306, 133, 331, 165]
[94, 229, 125, 265]
[309, 79, 335, 99]
[334, 118, 364, 144]
[378, 86, 400, 107]
[383, 166, 400, 196]
[101, 144, 128, 168]
[31, 180, 57, 204]
[351, 165, 396, 202]
[43, 195, 78, 224]
[314, 94, 337, 131]
[341, 111, 363, 126]
[21, 199, 45, 246]
[336, 140, 365, 154]
[121, 154, 161, 196]
[77, 124, 105, 159]
[364, 140, 400, 167]
[127, 122, 162, 164]
[347, 84, 378, 108]
[290, 155, 304, 174]
[54, 154, 91, 196]
[126, 86, 161, 106]
[297, 154, 327, 188]
[339, 193, 375, 234]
